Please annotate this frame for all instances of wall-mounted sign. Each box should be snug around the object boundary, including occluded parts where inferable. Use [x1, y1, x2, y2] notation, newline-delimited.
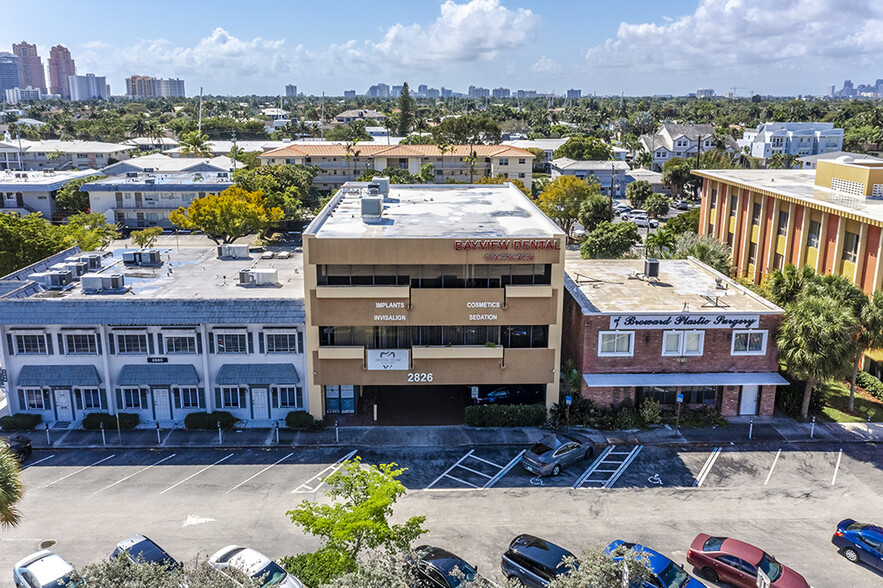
[454, 239, 560, 251]
[147, 357, 168, 363]
[367, 349, 410, 371]
[608, 314, 760, 330]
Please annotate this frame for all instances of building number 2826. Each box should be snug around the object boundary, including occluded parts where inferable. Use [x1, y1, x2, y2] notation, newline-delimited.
[407, 372, 433, 382]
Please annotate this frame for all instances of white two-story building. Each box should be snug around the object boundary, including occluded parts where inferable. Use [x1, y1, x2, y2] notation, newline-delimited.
[738, 122, 845, 162]
[0, 168, 100, 219]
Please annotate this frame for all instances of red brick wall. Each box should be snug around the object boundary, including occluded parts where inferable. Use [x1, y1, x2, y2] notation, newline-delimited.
[561, 286, 587, 371]
[760, 385, 776, 416]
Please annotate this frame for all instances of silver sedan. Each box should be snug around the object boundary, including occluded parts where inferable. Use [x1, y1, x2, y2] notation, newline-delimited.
[520, 432, 596, 477]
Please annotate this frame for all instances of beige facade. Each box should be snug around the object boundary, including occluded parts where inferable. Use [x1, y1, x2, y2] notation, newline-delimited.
[302, 181, 564, 422]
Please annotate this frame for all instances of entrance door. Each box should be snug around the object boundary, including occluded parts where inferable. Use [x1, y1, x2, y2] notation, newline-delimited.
[55, 389, 73, 421]
[740, 385, 759, 415]
[154, 388, 170, 420]
[252, 388, 268, 418]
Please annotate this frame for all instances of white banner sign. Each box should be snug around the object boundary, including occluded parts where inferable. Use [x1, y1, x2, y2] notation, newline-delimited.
[609, 314, 760, 330]
[366, 349, 410, 371]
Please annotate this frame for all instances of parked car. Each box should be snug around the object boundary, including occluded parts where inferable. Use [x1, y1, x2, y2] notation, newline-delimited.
[209, 545, 303, 587]
[501, 534, 576, 587]
[832, 518, 883, 572]
[607, 540, 706, 588]
[521, 432, 595, 477]
[408, 545, 481, 588]
[613, 204, 631, 214]
[631, 216, 659, 229]
[13, 550, 81, 588]
[673, 200, 691, 211]
[474, 386, 539, 406]
[1, 435, 32, 462]
[111, 534, 179, 569]
[686, 534, 809, 587]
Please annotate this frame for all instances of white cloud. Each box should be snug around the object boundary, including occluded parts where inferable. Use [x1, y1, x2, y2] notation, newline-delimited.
[82, 40, 111, 49]
[584, 0, 883, 89]
[531, 56, 562, 76]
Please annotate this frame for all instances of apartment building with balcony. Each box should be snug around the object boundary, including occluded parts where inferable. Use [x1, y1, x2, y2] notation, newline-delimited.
[0, 168, 100, 219]
[302, 180, 565, 424]
[738, 122, 844, 162]
[0, 139, 133, 171]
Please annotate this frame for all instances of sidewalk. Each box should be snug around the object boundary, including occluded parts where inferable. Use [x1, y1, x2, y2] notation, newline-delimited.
[15, 416, 883, 451]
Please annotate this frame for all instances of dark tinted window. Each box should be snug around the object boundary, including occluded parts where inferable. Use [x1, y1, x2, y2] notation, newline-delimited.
[717, 554, 741, 568]
[846, 522, 868, 531]
[757, 554, 783, 582]
[530, 442, 554, 456]
[703, 537, 725, 551]
[127, 539, 168, 563]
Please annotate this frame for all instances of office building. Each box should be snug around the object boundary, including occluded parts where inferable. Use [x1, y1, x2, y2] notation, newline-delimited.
[12, 41, 47, 93]
[0, 52, 22, 96]
[5, 86, 43, 104]
[566, 89, 581, 99]
[48, 45, 76, 99]
[68, 74, 108, 101]
[366, 83, 390, 98]
[391, 85, 403, 98]
[285, 84, 297, 97]
[696, 89, 715, 99]
[343, 90, 356, 99]
[301, 180, 565, 422]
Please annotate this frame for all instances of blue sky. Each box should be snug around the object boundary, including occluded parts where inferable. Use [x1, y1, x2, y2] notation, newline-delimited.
[3, 0, 882, 97]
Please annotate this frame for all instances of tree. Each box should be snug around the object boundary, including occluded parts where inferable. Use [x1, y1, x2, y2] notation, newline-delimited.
[169, 186, 284, 244]
[537, 175, 597, 237]
[287, 458, 427, 567]
[397, 82, 415, 136]
[131, 226, 163, 248]
[764, 264, 819, 307]
[549, 543, 652, 588]
[661, 157, 694, 198]
[625, 180, 653, 209]
[645, 228, 677, 258]
[55, 174, 106, 214]
[431, 116, 502, 147]
[580, 221, 641, 259]
[856, 291, 883, 411]
[178, 130, 213, 157]
[634, 150, 653, 169]
[577, 188, 612, 232]
[663, 208, 699, 235]
[418, 163, 435, 183]
[644, 192, 670, 218]
[475, 174, 530, 196]
[65, 212, 120, 250]
[69, 553, 259, 587]
[233, 164, 321, 219]
[778, 294, 860, 419]
[0, 444, 24, 528]
[673, 232, 731, 274]
[525, 147, 546, 171]
[553, 137, 612, 160]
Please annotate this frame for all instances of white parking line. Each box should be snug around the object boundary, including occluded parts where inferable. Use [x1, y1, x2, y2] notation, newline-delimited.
[764, 449, 782, 486]
[41, 454, 116, 489]
[20, 454, 55, 470]
[831, 448, 843, 486]
[484, 450, 526, 489]
[159, 453, 234, 495]
[425, 450, 475, 490]
[693, 447, 722, 488]
[226, 452, 294, 494]
[93, 453, 177, 495]
[292, 449, 358, 494]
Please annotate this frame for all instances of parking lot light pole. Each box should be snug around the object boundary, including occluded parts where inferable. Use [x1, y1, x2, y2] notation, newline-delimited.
[217, 421, 222, 445]
[810, 416, 816, 439]
[45, 423, 50, 445]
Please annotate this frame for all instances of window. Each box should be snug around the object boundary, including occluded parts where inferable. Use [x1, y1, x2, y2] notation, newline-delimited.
[165, 335, 197, 354]
[748, 242, 757, 265]
[680, 385, 717, 404]
[661, 331, 704, 356]
[598, 331, 634, 356]
[117, 333, 148, 354]
[729, 195, 738, 217]
[806, 220, 821, 248]
[266, 333, 299, 353]
[275, 386, 303, 409]
[499, 158, 509, 166]
[777, 210, 789, 236]
[518, 158, 526, 164]
[638, 386, 677, 404]
[122, 388, 142, 409]
[220, 387, 241, 408]
[518, 172, 525, 179]
[15, 334, 47, 355]
[842, 231, 860, 263]
[773, 253, 784, 270]
[752, 202, 762, 225]
[732, 330, 767, 355]
[216, 333, 248, 354]
[80, 388, 102, 410]
[177, 387, 200, 408]
[66, 334, 97, 354]
[24, 389, 45, 410]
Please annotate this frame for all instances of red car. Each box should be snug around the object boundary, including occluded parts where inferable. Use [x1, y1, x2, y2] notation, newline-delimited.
[686, 534, 810, 587]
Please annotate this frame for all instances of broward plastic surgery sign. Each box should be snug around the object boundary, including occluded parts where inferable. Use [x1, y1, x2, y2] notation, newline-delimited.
[609, 314, 761, 330]
[367, 349, 410, 370]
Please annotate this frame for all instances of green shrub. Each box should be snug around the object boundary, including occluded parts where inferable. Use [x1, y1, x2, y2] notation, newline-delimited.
[0, 413, 42, 431]
[639, 398, 662, 425]
[856, 371, 883, 401]
[549, 395, 597, 427]
[285, 411, 324, 431]
[82, 412, 139, 430]
[279, 549, 354, 587]
[184, 411, 237, 430]
[464, 403, 547, 427]
[775, 373, 825, 419]
[615, 405, 638, 430]
[680, 406, 728, 428]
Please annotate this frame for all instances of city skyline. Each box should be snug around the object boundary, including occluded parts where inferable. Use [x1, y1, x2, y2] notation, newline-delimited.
[2, 0, 882, 98]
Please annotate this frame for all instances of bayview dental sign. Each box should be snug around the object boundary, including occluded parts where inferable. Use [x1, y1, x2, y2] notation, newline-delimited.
[609, 314, 761, 330]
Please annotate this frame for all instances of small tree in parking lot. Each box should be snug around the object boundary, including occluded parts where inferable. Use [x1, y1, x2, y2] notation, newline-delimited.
[131, 226, 163, 248]
[69, 554, 259, 587]
[549, 543, 653, 588]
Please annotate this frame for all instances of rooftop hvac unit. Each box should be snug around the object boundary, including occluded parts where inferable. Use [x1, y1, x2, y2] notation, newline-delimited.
[29, 270, 73, 290]
[239, 268, 278, 287]
[239, 269, 256, 285]
[126, 172, 138, 178]
[123, 249, 162, 267]
[367, 182, 381, 196]
[217, 244, 250, 259]
[63, 261, 89, 277]
[104, 274, 125, 290]
[371, 176, 390, 196]
[644, 258, 659, 278]
[145, 178, 156, 184]
[81, 273, 126, 293]
[79, 253, 103, 270]
[80, 273, 103, 292]
[361, 195, 383, 218]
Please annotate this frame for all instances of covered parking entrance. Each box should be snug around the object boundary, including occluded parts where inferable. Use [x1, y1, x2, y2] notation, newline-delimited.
[365, 385, 473, 425]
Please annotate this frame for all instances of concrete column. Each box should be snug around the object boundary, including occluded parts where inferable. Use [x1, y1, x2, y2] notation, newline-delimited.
[816, 213, 830, 274]
[855, 223, 869, 286]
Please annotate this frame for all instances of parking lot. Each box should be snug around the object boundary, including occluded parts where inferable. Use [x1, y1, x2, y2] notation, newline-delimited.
[3, 442, 882, 586]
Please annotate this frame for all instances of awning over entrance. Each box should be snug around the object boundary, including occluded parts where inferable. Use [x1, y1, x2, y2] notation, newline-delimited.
[117, 364, 200, 387]
[18, 365, 102, 387]
[583, 372, 789, 388]
[216, 363, 300, 386]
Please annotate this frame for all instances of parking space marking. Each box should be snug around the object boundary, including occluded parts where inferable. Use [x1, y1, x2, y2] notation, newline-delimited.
[159, 453, 234, 495]
[469, 455, 503, 469]
[573, 446, 615, 488]
[93, 453, 177, 495]
[226, 452, 294, 494]
[425, 450, 476, 490]
[764, 449, 782, 486]
[425, 449, 523, 491]
[292, 449, 358, 494]
[41, 454, 116, 489]
[20, 454, 55, 470]
[693, 447, 722, 488]
[484, 450, 526, 489]
[832, 448, 843, 486]
[574, 445, 643, 489]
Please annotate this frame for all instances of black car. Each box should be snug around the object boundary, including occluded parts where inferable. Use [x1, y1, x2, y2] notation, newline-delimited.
[410, 545, 481, 588]
[501, 534, 576, 587]
[1, 435, 32, 462]
[111, 534, 179, 569]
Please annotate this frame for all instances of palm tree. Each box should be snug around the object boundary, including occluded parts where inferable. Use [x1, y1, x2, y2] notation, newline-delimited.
[0, 445, 24, 527]
[853, 291, 883, 411]
[777, 294, 860, 419]
[178, 130, 213, 158]
[764, 264, 818, 307]
[645, 228, 676, 258]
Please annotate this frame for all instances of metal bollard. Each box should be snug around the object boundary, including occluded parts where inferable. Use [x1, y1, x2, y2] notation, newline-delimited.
[274, 421, 279, 445]
[45, 423, 50, 445]
[217, 421, 222, 445]
[869, 416, 873, 439]
[748, 417, 754, 440]
[335, 420, 339, 444]
[810, 416, 816, 439]
[100, 422, 106, 446]
[156, 422, 161, 444]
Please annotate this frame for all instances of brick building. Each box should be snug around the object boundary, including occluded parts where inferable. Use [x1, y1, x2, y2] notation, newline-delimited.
[562, 256, 786, 417]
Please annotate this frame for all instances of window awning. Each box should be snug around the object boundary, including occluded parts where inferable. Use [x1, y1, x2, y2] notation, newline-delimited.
[117, 364, 200, 387]
[583, 372, 789, 388]
[216, 363, 300, 386]
[17, 365, 102, 387]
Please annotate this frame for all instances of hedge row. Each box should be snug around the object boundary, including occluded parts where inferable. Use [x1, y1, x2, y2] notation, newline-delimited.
[285, 411, 325, 431]
[0, 413, 42, 431]
[184, 411, 238, 430]
[855, 371, 883, 401]
[464, 403, 547, 427]
[82, 412, 140, 430]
